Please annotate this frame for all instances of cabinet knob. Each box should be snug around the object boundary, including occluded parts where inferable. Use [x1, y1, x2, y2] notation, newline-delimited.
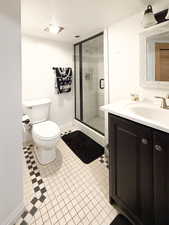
[141, 138, 148, 145]
[154, 145, 163, 152]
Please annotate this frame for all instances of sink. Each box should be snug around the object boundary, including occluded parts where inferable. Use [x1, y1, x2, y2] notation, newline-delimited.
[101, 101, 169, 133]
[127, 105, 169, 124]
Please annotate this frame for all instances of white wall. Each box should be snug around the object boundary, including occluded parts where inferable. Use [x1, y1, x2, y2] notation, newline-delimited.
[22, 35, 74, 129]
[0, 1, 23, 224]
[107, 1, 169, 104]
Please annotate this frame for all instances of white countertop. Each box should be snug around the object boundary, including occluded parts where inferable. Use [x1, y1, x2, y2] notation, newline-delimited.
[101, 100, 169, 134]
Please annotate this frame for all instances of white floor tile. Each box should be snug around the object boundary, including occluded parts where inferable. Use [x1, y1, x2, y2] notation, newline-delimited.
[17, 139, 118, 225]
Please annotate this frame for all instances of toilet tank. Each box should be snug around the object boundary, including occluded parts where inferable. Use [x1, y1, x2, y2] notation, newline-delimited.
[23, 98, 51, 124]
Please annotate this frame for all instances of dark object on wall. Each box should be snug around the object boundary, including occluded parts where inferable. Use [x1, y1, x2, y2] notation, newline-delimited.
[110, 215, 133, 225]
[62, 130, 104, 164]
[53, 67, 72, 94]
[109, 113, 169, 225]
[99, 78, 104, 89]
[154, 9, 169, 24]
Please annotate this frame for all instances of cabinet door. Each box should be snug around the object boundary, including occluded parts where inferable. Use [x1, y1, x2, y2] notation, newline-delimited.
[153, 130, 169, 225]
[109, 114, 154, 225]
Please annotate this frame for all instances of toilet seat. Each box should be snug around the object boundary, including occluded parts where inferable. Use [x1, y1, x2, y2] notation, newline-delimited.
[33, 121, 60, 140]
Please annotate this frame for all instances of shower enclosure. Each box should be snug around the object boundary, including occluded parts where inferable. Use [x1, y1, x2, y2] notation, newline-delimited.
[74, 32, 104, 135]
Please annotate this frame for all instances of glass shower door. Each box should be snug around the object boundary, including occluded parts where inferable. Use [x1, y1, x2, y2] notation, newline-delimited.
[81, 34, 104, 134]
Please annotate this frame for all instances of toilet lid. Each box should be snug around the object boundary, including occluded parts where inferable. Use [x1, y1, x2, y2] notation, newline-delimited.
[33, 121, 60, 140]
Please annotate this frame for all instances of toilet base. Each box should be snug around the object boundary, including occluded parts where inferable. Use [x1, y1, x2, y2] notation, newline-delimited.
[34, 145, 56, 165]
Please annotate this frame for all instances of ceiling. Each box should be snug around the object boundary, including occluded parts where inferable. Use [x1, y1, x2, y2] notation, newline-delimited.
[21, 0, 159, 43]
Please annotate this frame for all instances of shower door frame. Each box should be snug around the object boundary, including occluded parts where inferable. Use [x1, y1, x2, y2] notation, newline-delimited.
[74, 32, 104, 136]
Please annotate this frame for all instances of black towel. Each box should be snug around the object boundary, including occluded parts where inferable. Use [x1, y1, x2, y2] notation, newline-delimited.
[53, 67, 72, 94]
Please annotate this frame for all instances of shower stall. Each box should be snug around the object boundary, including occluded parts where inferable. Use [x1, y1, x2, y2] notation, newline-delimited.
[74, 32, 105, 135]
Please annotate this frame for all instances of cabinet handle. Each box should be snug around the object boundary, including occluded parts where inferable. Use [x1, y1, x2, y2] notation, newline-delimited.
[141, 138, 148, 145]
[154, 145, 163, 152]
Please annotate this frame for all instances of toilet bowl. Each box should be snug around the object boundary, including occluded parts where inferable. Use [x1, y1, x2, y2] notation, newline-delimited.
[23, 98, 61, 165]
[32, 120, 60, 165]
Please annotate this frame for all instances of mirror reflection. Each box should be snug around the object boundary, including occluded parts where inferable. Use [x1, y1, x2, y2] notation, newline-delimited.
[147, 32, 169, 82]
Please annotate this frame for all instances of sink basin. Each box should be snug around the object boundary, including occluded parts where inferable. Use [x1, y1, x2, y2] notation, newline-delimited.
[101, 101, 169, 133]
[127, 105, 169, 124]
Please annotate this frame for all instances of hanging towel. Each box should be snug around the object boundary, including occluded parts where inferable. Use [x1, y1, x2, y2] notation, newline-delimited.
[53, 67, 72, 94]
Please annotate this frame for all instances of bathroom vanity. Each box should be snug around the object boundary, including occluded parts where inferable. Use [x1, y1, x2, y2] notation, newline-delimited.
[102, 101, 169, 225]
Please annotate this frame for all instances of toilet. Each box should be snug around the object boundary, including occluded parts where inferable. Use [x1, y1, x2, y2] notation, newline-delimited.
[23, 98, 60, 165]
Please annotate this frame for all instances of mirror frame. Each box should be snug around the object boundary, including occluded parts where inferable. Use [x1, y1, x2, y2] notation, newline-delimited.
[140, 20, 169, 89]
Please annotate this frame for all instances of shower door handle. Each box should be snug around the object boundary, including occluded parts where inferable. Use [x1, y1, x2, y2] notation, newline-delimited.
[99, 78, 104, 89]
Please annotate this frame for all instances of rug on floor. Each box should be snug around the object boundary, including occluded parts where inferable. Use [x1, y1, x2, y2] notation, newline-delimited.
[62, 130, 104, 164]
[110, 214, 133, 225]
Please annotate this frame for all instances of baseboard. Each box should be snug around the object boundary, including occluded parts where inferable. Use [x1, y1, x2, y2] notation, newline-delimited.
[1, 202, 25, 225]
[60, 121, 75, 133]
[73, 119, 105, 147]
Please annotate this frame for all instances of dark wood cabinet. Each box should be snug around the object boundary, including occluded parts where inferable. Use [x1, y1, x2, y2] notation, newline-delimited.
[108, 113, 169, 225]
[153, 131, 169, 225]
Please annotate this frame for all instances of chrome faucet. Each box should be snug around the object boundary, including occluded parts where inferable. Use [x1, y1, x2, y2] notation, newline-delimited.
[155, 96, 169, 109]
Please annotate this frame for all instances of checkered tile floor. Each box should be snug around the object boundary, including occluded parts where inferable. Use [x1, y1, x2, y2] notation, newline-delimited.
[16, 139, 117, 225]
[99, 155, 109, 169]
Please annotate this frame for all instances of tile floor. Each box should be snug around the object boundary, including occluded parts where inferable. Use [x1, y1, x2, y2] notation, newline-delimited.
[16, 138, 118, 225]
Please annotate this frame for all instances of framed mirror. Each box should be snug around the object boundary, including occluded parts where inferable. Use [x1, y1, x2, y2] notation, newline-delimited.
[140, 21, 169, 89]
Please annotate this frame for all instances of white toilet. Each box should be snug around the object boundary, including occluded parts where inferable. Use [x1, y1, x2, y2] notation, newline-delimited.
[23, 98, 60, 165]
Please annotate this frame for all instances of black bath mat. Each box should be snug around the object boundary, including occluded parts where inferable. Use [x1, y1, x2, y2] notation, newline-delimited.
[62, 130, 104, 164]
[110, 215, 133, 225]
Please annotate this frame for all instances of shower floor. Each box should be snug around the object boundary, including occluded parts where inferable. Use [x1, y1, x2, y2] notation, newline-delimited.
[87, 116, 104, 134]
